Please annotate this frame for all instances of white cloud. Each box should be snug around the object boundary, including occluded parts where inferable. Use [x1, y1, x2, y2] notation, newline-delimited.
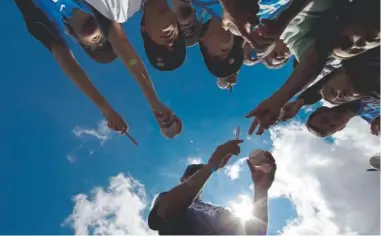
[268, 118, 380, 235]
[66, 154, 76, 164]
[63, 173, 156, 235]
[225, 158, 247, 180]
[73, 120, 112, 145]
[187, 157, 203, 165]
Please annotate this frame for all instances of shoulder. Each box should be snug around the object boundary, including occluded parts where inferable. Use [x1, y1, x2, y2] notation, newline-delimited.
[85, 0, 142, 23]
[147, 192, 168, 230]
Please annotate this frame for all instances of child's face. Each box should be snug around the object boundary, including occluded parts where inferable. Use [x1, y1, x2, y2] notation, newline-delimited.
[321, 68, 362, 105]
[308, 108, 348, 136]
[333, 24, 380, 60]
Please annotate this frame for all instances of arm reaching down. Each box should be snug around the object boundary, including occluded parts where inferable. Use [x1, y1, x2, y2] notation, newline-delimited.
[107, 22, 166, 111]
[246, 43, 326, 135]
[51, 43, 127, 132]
[107, 22, 182, 138]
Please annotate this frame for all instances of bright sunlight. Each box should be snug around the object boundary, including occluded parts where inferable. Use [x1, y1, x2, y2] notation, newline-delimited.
[228, 194, 253, 221]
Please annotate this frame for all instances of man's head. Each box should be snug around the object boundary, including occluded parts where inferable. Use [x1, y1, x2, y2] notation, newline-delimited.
[262, 39, 291, 69]
[199, 18, 244, 89]
[332, 0, 380, 60]
[180, 164, 205, 182]
[141, 0, 186, 71]
[173, 0, 201, 47]
[321, 64, 380, 105]
[306, 106, 352, 137]
[67, 9, 117, 63]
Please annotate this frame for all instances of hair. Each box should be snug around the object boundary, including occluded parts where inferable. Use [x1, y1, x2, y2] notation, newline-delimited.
[306, 107, 334, 137]
[182, 164, 205, 178]
[339, 0, 380, 29]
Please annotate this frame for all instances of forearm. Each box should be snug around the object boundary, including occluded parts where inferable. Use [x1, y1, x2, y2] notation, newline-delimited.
[108, 23, 163, 109]
[158, 164, 214, 218]
[272, 43, 322, 104]
[245, 190, 269, 235]
[52, 45, 110, 112]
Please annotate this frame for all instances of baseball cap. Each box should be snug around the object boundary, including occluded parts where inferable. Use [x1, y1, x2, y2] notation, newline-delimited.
[199, 19, 244, 78]
[140, 12, 186, 71]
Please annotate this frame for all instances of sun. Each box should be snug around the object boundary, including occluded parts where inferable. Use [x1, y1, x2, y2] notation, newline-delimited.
[228, 194, 253, 221]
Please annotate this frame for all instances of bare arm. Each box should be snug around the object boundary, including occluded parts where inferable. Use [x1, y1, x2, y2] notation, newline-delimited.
[152, 140, 243, 220]
[271, 43, 323, 104]
[107, 22, 163, 110]
[156, 164, 214, 219]
[51, 43, 112, 113]
[245, 191, 269, 235]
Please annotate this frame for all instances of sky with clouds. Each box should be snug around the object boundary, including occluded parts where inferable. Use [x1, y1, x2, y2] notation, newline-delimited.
[0, 0, 379, 235]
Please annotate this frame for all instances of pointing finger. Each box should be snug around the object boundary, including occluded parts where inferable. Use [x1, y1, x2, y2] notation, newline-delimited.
[248, 118, 260, 135]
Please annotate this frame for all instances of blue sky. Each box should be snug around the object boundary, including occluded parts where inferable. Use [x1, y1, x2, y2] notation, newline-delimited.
[1, 1, 379, 235]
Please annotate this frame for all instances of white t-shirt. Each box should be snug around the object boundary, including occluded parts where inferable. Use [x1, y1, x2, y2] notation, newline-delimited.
[280, 0, 336, 61]
[85, 0, 142, 23]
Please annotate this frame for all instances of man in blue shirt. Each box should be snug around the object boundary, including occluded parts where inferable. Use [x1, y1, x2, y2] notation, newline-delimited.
[15, 0, 181, 138]
[306, 98, 380, 137]
[148, 139, 276, 235]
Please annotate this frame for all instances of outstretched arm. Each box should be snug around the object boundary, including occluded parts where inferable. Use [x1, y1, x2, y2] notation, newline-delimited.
[245, 152, 277, 235]
[151, 140, 243, 220]
[107, 22, 164, 111]
[245, 190, 269, 235]
[51, 43, 127, 132]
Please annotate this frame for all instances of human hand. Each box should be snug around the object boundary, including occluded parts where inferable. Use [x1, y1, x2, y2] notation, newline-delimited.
[221, 0, 260, 40]
[246, 96, 285, 136]
[208, 139, 244, 170]
[279, 99, 304, 122]
[371, 116, 380, 136]
[246, 151, 276, 191]
[102, 108, 128, 133]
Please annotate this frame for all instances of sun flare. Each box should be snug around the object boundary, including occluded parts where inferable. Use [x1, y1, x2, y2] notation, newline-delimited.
[228, 194, 253, 221]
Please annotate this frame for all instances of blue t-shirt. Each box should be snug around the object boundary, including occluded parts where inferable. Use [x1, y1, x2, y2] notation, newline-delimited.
[149, 193, 244, 235]
[348, 98, 380, 123]
[31, 0, 95, 43]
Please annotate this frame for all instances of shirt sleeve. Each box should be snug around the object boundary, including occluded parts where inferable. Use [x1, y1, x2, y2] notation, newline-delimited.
[85, 0, 142, 23]
[147, 192, 192, 234]
[14, 0, 66, 51]
[280, 0, 337, 61]
[147, 193, 166, 230]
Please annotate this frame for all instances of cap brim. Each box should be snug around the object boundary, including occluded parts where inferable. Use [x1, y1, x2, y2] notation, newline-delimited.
[200, 35, 244, 77]
[140, 15, 186, 71]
